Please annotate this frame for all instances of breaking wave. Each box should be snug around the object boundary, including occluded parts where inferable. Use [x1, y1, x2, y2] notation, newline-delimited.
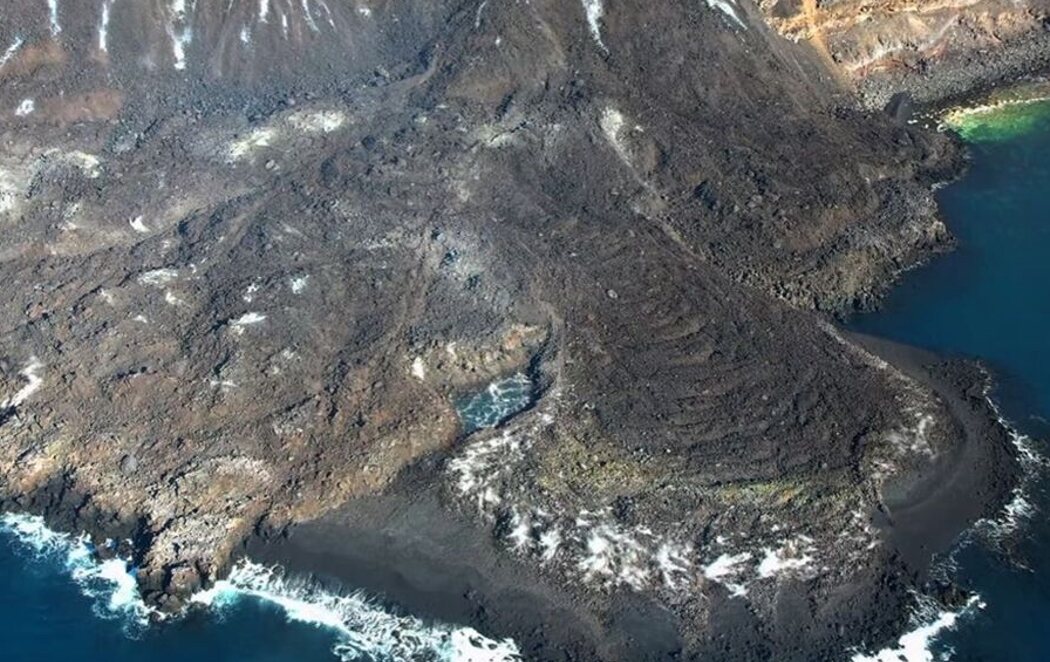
[0, 513, 519, 661]
[192, 560, 522, 661]
[850, 595, 984, 662]
[973, 397, 1047, 544]
[853, 398, 1046, 661]
[0, 512, 155, 632]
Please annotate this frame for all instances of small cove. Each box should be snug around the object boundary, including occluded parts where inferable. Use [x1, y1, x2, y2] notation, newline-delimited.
[851, 97, 1050, 660]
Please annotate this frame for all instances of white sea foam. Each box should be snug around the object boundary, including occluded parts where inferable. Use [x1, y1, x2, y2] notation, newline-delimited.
[850, 595, 983, 662]
[192, 560, 521, 661]
[0, 513, 154, 629]
[975, 396, 1046, 541]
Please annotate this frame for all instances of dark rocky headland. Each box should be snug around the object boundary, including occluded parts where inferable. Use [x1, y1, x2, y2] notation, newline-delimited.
[0, 0, 1045, 659]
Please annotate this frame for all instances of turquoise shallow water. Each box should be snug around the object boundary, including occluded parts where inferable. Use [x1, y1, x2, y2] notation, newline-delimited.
[0, 102, 1048, 660]
[852, 100, 1050, 660]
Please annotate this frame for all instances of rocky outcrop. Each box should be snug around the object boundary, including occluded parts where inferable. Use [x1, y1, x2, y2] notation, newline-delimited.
[759, 0, 1050, 105]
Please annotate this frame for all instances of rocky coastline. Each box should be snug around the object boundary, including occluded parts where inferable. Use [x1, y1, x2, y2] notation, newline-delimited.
[0, 0, 1044, 658]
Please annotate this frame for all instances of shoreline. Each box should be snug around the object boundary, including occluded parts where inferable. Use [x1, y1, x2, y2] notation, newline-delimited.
[0, 3, 1040, 658]
[236, 333, 1021, 660]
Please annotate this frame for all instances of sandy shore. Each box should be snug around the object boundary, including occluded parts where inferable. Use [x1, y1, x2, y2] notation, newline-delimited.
[240, 330, 1019, 660]
[244, 487, 684, 660]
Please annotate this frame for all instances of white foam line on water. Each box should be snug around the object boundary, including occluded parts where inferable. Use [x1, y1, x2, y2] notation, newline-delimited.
[192, 560, 522, 661]
[976, 394, 1046, 540]
[0, 513, 155, 629]
[850, 595, 983, 662]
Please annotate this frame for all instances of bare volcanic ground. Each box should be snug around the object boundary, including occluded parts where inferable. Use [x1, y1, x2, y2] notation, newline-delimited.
[0, 0, 1026, 658]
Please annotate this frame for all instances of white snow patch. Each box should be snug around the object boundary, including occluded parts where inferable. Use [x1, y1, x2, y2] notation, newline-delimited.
[169, 0, 193, 70]
[129, 216, 149, 233]
[600, 107, 634, 166]
[137, 268, 179, 286]
[1, 358, 44, 409]
[164, 291, 183, 306]
[15, 99, 34, 117]
[242, 282, 260, 303]
[240, 26, 251, 44]
[705, 0, 747, 29]
[0, 38, 24, 70]
[227, 127, 278, 162]
[318, 0, 336, 28]
[229, 312, 267, 333]
[289, 275, 310, 294]
[358, 6, 371, 17]
[47, 0, 62, 36]
[300, 0, 320, 32]
[259, 0, 270, 22]
[410, 356, 427, 381]
[0, 165, 28, 216]
[56, 151, 102, 178]
[99, 0, 112, 52]
[581, 0, 606, 51]
[288, 110, 347, 134]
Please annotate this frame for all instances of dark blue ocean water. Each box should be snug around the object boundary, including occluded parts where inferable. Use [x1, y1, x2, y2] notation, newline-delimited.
[851, 100, 1050, 661]
[1, 101, 1048, 661]
[0, 526, 339, 662]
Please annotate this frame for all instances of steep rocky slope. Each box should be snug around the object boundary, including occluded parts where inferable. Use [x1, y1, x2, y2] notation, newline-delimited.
[0, 0, 1029, 657]
[760, 0, 1050, 105]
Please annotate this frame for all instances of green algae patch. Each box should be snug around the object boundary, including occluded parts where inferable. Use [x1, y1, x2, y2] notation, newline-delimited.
[942, 88, 1050, 143]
